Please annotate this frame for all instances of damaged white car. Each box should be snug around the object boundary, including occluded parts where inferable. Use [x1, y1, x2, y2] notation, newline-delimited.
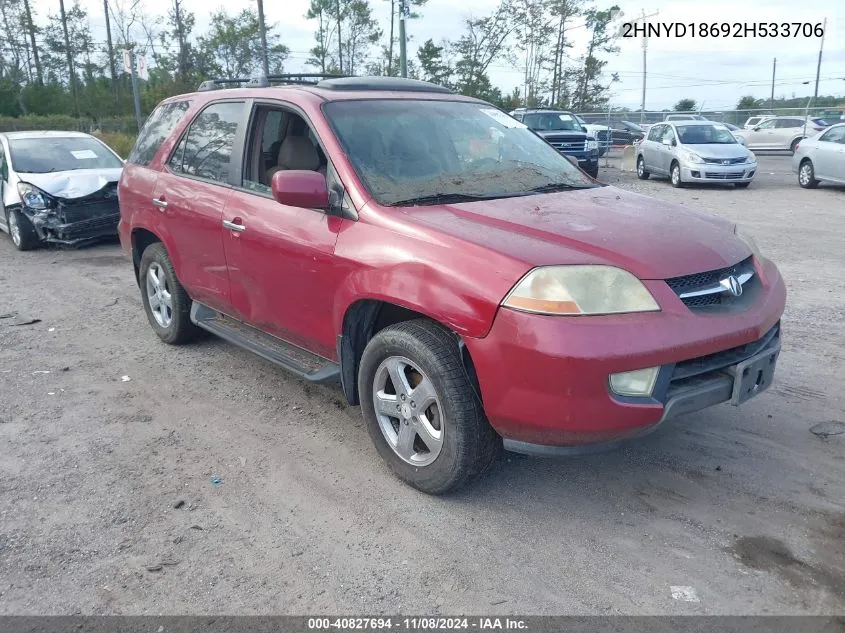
[0, 131, 123, 250]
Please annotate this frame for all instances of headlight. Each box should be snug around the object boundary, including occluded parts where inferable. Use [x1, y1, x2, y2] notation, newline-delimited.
[502, 265, 660, 316]
[17, 182, 52, 210]
[681, 150, 703, 164]
[586, 140, 599, 150]
[734, 225, 761, 259]
[745, 151, 757, 164]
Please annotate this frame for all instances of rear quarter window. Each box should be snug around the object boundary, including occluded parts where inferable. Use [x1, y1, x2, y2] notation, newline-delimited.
[127, 101, 191, 166]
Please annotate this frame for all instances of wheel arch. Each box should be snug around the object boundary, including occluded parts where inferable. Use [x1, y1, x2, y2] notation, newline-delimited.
[337, 298, 482, 407]
[130, 227, 163, 285]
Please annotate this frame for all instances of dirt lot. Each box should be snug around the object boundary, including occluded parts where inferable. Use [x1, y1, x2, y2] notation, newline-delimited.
[1, 155, 843, 615]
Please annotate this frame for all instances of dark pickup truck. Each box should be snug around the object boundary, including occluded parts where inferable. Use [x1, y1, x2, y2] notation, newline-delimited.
[511, 108, 600, 178]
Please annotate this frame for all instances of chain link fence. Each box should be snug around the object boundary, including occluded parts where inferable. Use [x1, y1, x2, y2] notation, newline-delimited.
[579, 107, 845, 129]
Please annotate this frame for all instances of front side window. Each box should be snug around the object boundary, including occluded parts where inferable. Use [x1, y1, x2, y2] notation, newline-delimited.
[128, 101, 190, 166]
[757, 120, 776, 130]
[676, 124, 737, 145]
[171, 101, 244, 184]
[323, 100, 595, 206]
[660, 126, 676, 144]
[9, 136, 123, 173]
[0, 147, 7, 181]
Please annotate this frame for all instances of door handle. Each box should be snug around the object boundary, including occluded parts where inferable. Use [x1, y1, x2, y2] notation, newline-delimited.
[223, 219, 246, 232]
[151, 197, 167, 210]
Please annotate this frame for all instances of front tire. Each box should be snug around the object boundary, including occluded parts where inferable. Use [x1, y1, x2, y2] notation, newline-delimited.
[670, 161, 684, 188]
[358, 319, 500, 495]
[7, 209, 40, 251]
[139, 242, 199, 345]
[798, 159, 819, 189]
[584, 164, 599, 179]
[636, 156, 650, 180]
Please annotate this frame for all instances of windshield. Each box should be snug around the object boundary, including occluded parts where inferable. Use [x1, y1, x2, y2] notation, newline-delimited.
[522, 112, 584, 132]
[9, 136, 123, 173]
[323, 100, 596, 206]
[676, 124, 738, 145]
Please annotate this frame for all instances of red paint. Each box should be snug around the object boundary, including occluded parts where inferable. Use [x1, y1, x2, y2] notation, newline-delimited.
[271, 170, 329, 209]
[119, 86, 787, 449]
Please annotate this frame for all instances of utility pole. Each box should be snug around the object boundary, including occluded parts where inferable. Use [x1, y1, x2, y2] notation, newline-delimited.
[769, 57, 776, 111]
[128, 46, 143, 132]
[59, 0, 79, 117]
[256, 0, 270, 78]
[813, 17, 826, 100]
[398, 0, 408, 78]
[629, 9, 658, 124]
[104, 0, 117, 96]
[22, 0, 42, 84]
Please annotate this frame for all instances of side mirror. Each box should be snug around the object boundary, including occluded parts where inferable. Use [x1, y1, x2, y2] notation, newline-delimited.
[271, 170, 329, 209]
[735, 136, 746, 146]
[752, 126, 761, 131]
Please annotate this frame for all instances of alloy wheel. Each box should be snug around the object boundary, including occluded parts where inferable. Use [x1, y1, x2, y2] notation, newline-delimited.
[799, 163, 813, 186]
[145, 262, 173, 328]
[372, 355, 444, 467]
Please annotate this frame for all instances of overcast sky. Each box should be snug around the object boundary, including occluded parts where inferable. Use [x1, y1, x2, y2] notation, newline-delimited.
[70, 0, 845, 110]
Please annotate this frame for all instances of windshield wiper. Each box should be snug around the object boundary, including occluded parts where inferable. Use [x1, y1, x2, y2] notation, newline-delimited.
[526, 182, 594, 194]
[388, 192, 527, 206]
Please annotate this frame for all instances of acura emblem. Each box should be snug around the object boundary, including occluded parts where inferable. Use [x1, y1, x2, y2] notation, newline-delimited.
[720, 275, 743, 297]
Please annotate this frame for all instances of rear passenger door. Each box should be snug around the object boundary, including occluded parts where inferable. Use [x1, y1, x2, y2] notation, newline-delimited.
[775, 118, 805, 148]
[155, 100, 248, 313]
[642, 125, 663, 171]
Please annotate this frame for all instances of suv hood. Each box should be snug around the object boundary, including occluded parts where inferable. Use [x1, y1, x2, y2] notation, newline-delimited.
[397, 186, 749, 280]
[17, 168, 123, 199]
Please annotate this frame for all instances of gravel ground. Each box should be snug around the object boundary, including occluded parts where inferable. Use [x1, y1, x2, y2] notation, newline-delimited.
[0, 155, 843, 615]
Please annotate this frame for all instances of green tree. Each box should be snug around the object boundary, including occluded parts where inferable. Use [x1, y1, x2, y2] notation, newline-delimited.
[673, 98, 697, 112]
[416, 39, 452, 86]
[197, 8, 289, 78]
[737, 95, 761, 110]
[452, 0, 515, 99]
[571, 5, 619, 111]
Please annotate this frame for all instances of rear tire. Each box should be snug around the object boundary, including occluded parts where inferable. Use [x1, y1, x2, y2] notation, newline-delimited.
[7, 209, 40, 251]
[670, 161, 684, 188]
[636, 156, 650, 180]
[790, 138, 802, 153]
[358, 319, 500, 495]
[139, 242, 199, 345]
[798, 159, 819, 189]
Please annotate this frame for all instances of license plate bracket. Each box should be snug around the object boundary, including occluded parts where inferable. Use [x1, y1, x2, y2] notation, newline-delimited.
[727, 343, 781, 406]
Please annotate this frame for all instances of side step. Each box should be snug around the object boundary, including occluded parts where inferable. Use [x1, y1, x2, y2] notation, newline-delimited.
[190, 303, 341, 385]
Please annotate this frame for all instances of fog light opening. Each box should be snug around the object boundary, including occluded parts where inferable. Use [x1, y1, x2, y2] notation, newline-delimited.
[609, 367, 660, 397]
[690, 170, 701, 178]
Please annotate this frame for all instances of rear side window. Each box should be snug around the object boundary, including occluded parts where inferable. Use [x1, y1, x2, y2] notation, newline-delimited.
[127, 101, 190, 166]
[170, 101, 244, 184]
[776, 119, 801, 128]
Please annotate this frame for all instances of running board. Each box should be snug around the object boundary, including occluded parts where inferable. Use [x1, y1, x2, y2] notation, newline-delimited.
[190, 303, 341, 385]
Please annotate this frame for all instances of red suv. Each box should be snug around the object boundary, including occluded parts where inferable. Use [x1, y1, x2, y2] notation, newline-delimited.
[118, 76, 785, 494]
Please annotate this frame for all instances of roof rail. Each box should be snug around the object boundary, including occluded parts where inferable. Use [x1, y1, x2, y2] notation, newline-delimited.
[315, 76, 454, 94]
[197, 73, 347, 92]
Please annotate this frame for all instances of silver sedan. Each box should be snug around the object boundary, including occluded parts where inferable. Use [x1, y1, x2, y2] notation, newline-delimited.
[792, 123, 845, 188]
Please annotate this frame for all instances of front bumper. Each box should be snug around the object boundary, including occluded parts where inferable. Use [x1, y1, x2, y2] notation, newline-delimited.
[24, 203, 120, 247]
[681, 161, 757, 183]
[464, 257, 786, 451]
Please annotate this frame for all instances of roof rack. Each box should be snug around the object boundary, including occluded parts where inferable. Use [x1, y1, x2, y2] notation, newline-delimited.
[197, 73, 347, 92]
[314, 76, 454, 94]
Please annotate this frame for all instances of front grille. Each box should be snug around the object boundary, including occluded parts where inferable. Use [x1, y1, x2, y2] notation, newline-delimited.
[58, 200, 120, 224]
[666, 257, 756, 309]
[703, 157, 746, 165]
[57, 213, 119, 240]
[671, 323, 780, 383]
[704, 171, 745, 179]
